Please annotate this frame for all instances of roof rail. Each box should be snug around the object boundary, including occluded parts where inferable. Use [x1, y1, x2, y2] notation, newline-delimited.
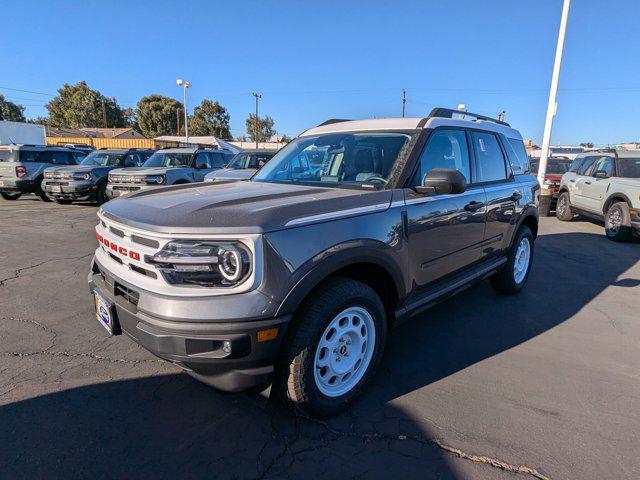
[428, 108, 510, 127]
[317, 119, 351, 127]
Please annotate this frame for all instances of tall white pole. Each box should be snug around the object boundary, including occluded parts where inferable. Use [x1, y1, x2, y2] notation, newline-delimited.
[183, 85, 189, 145]
[538, 0, 571, 186]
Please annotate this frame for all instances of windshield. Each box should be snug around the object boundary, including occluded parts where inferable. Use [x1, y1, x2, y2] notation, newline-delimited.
[143, 152, 192, 168]
[0, 149, 17, 162]
[81, 152, 125, 166]
[617, 158, 640, 178]
[530, 160, 571, 175]
[228, 152, 274, 169]
[252, 133, 410, 188]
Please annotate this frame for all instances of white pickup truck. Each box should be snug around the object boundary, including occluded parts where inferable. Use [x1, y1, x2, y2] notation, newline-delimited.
[557, 149, 640, 241]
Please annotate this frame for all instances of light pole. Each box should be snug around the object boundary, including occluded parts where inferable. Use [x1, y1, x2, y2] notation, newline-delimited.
[252, 92, 262, 149]
[176, 79, 191, 144]
[537, 0, 571, 215]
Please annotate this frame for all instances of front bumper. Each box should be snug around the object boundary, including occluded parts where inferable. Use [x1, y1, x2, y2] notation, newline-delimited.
[0, 178, 37, 194]
[88, 257, 291, 392]
[43, 180, 98, 199]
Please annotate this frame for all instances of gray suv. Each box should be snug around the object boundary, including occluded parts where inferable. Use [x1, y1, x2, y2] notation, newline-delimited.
[0, 144, 87, 201]
[106, 147, 235, 199]
[89, 108, 539, 416]
[43, 149, 154, 205]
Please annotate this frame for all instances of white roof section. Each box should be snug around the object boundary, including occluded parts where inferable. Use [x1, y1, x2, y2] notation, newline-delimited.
[300, 116, 522, 140]
[300, 118, 424, 137]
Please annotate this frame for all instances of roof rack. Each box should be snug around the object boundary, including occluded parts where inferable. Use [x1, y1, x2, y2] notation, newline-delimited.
[428, 108, 510, 127]
[317, 119, 351, 127]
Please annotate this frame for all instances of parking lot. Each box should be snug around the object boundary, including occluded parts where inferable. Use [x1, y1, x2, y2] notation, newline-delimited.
[0, 195, 639, 480]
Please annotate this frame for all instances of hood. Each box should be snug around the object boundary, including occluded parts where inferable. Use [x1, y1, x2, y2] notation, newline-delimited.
[109, 166, 180, 176]
[205, 168, 256, 181]
[100, 181, 393, 234]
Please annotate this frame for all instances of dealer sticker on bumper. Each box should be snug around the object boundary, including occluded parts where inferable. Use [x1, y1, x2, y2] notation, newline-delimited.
[94, 291, 115, 335]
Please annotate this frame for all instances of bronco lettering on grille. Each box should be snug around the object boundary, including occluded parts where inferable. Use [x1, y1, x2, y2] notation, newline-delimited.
[96, 230, 141, 261]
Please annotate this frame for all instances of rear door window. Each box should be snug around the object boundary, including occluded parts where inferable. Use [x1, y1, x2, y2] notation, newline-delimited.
[210, 152, 226, 168]
[505, 138, 530, 174]
[471, 131, 508, 183]
[591, 157, 614, 178]
[568, 157, 584, 173]
[194, 153, 212, 169]
[616, 158, 640, 178]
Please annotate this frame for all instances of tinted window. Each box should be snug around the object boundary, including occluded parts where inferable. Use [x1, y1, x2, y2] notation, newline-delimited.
[568, 158, 584, 173]
[617, 158, 640, 178]
[506, 138, 530, 174]
[577, 156, 599, 175]
[50, 152, 73, 165]
[19, 150, 48, 162]
[413, 129, 470, 185]
[210, 152, 226, 168]
[194, 153, 213, 169]
[144, 152, 192, 167]
[0, 149, 17, 161]
[592, 157, 614, 177]
[471, 132, 507, 182]
[81, 152, 125, 166]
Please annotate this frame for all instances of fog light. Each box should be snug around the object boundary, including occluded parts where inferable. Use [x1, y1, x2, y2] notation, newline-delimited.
[223, 341, 232, 354]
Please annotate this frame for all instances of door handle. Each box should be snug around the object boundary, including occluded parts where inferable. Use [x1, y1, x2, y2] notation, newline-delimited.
[464, 201, 485, 212]
[569, 179, 575, 183]
[510, 191, 522, 201]
[585, 181, 591, 185]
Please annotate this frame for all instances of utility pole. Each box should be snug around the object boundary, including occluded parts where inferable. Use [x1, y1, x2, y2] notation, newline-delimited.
[538, 0, 571, 216]
[101, 100, 108, 128]
[252, 92, 262, 149]
[401, 88, 406, 118]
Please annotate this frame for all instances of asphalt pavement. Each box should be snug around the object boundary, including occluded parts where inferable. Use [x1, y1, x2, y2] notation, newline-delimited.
[1, 195, 639, 480]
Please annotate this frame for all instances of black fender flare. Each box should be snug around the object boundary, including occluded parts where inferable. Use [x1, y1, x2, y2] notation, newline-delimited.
[603, 192, 633, 214]
[275, 240, 406, 317]
[512, 206, 539, 244]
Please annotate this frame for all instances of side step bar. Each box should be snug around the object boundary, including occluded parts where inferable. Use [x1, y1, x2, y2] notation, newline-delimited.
[395, 256, 507, 323]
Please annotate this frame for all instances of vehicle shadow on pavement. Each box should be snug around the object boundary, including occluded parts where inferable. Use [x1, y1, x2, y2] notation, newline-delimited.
[1, 231, 638, 480]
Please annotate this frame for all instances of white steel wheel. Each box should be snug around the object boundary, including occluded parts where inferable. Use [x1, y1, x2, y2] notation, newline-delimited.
[313, 306, 376, 398]
[513, 237, 531, 284]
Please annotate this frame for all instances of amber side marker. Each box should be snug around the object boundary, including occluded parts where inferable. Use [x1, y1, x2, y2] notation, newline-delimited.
[257, 327, 279, 342]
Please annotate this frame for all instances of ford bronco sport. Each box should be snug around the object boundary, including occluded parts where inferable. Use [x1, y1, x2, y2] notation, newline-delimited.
[89, 108, 539, 416]
[42, 148, 154, 205]
[557, 149, 640, 241]
[106, 147, 235, 199]
[0, 144, 87, 201]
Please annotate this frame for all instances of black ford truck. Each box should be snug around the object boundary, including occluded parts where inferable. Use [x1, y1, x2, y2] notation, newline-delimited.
[43, 149, 154, 204]
[89, 108, 538, 417]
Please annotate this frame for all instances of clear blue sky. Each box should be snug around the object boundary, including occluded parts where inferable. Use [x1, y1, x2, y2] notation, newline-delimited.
[2, 0, 639, 144]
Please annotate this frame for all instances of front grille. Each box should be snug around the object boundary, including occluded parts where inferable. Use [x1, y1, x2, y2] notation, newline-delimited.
[46, 173, 73, 180]
[110, 226, 125, 237]
[110, 175, 146, 184]
[114, 282, 139, 306]
[131, 234, 159, 249]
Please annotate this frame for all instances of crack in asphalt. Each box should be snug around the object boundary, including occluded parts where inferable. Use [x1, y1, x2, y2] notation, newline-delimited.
[0, 349, 165, 365]
[0, 253, 93, 287]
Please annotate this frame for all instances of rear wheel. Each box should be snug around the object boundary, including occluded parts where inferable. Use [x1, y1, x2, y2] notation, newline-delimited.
[0, 192, 21, 200]
[491, 226, 534, 295]
[274, 277, 387, 417]
[555, 192, 573, 221]
[605, 202, 632, 242]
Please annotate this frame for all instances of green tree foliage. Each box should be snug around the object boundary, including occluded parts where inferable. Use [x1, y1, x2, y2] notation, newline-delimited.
[280, 134, 292, 144]
[135, 95, 183, 138]
[579, 142, 594, 148]
[189, 99, 232, 139]
[26, 117, 49, 126]
[46, 81, 127, 128]
[246, 114, 275, 143]
[0, 95, 26, 122]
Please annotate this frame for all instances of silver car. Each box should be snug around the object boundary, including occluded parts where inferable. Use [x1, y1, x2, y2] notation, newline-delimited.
[204, 149, 276, 183]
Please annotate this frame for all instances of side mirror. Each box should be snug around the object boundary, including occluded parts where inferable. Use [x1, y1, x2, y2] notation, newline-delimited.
[593, 170, 608, 179]
[414, 168, 466, 195]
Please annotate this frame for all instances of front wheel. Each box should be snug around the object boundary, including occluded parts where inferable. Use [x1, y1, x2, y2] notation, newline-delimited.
[274, 278, 387, 417]
[605, 202, 632, 242]
[0, 192, 21, 200]
[36, 182, 52, 202]
[96, 182, 108, 205]
[54, 198, 72, 205]
[491, 226, 534, 295]
[555, 192, 573, 221]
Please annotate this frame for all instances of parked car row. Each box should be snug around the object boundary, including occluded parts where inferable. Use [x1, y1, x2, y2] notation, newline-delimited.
[0, 144, 277, 205]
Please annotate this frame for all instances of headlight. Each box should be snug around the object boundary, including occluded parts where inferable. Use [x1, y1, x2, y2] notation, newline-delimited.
[73, 173, 91, 181]
[44, 172, 53, 179]
[149, 241, 251, 287]
[145, 175, 165, 184]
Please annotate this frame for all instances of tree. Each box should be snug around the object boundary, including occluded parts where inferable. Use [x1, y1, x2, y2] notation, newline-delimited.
[189, 99, 232, 139]
[280, 134, 292, 144]
[245, 114, 275, 143]
[135, 95, 183, 138]
[46, 81, 127, 128]
[0, 95, 26, 122]
[235, 134, 249, 142]
[26, 117, 49, 126]
[580, 142, 594, 148]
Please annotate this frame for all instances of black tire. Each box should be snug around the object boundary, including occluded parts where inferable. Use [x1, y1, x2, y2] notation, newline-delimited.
[555, 192, 573, 221]
[35, 181, 52, 202]
[604, 202, 632, 242]
[53, 198, 73, 205]
[0, 192, 21, 200]
[96, 182, 108, 205]
[274, 277, 387, 417]
[491, 226, 534, 295]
